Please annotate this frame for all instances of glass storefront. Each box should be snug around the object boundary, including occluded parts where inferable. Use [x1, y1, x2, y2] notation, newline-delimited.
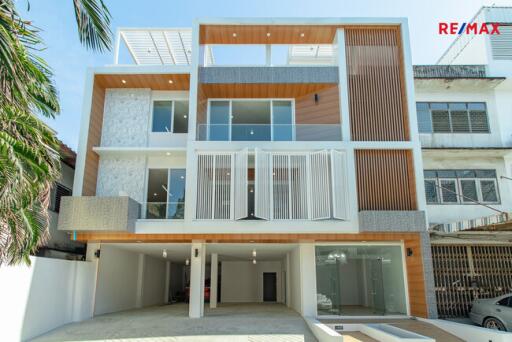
[315, 245, 407, 316]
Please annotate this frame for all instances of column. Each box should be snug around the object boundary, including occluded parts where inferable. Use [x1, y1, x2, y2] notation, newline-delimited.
[164, 261, 171, 303]
[189, 241, 206, 318]
[210, 253, 218, 308]
[299, 243, 317, 317]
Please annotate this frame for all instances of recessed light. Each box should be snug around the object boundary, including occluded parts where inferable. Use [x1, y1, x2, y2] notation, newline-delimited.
[300, 33, 305, 37]
[180, 176, 185, 179]
[136, 240, 143, 243]
[183, 115, 187, 118]
[153, 193, 158, 196]
[266, 32, 271, 37]
[121, 79, 127, 84]
[252, 259, 257, 265]
[168, 80, 173, 84]
[232, 32, 237, 37]
[166, 152, 171, 156]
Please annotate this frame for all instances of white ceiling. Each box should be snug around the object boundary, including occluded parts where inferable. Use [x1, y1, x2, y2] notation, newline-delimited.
[108, 243, 297, 263]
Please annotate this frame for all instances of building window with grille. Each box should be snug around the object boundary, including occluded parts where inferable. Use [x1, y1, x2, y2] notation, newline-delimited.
[49, 183, 72, 213]
[424, 170, 500, 204]
[416, 102, 489, 133]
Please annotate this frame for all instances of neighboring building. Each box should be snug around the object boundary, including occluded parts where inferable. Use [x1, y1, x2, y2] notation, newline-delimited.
[58, 18, 438, 320]
[413, 6, 512, 318]
[36, 143, 85, 260]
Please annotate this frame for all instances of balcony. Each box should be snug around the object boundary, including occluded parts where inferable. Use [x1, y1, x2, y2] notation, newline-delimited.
[196, 124, 341, 141]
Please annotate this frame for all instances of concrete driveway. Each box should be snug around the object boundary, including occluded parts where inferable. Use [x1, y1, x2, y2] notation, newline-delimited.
[30, 303, 317, 342]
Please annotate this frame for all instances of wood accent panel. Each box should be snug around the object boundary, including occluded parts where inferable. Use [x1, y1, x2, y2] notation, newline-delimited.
[432, 244, 512, 318]
[200, 24, 401, 45]
[200, 83, 334, 99]
[82, 80, 105, 195]
[95, 73, 189, 90]
[295, 85, 340, 124]
[355, 150, 417, 211]
[345, 28, 409, 141]
[75, 231, 428, 317]
[197, 84, 208, 125]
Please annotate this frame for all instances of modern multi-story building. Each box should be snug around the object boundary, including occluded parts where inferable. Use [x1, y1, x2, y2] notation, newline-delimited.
[413, 6, 512, 318]
[58, 17, 438, 320]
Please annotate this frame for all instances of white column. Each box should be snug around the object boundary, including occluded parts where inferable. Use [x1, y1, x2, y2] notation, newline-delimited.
[135, 254, 145, 308]
[336, 28, 351, 142]
[210, 253, 218, 308]
[164, 261, 171, 303]
[286, 253, 291, 307]
[189, 241, 205, 318]
[299, 243, 317, 317]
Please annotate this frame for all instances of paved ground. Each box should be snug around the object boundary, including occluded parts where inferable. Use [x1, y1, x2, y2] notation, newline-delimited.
[31, 303, 317, 342]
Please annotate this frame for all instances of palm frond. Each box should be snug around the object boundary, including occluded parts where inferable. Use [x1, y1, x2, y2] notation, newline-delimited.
[73, 0, 112, 52]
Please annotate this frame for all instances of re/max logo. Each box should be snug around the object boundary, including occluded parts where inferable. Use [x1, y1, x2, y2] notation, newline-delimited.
[439, 22, 501, 35]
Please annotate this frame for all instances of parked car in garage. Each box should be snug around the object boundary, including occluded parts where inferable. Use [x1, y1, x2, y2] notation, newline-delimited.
[470, 294, 512, 331]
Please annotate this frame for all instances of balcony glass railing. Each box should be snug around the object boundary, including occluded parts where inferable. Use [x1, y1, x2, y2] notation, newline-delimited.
[144, 202, 185, 220]
[196, 124, 342, 141]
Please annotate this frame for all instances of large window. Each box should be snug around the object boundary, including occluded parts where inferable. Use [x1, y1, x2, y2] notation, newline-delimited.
[207, 99, 293, 141]
[316, 245, 407, 316]
[146, 168, 186, 219]
[424, 169, 499, 204]
[416, 102, 489, 133]
[151, 100, 189, 133]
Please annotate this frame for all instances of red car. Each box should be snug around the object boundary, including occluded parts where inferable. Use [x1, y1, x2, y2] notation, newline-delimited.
[185, 279, 210, 302]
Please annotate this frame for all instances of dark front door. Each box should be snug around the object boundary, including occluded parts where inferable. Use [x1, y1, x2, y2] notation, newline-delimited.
[263, 272, 277, 302]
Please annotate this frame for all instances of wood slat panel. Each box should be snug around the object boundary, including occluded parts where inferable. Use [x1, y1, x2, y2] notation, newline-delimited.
[432, 244, 512, 318]
[95, 74, 190, 90]
[200, 83, 334, 98]
[355, 150, 417, 210]
[295, 85, 340, 124]
[345, 28, 409, 141]
[81, 80, 105, 195]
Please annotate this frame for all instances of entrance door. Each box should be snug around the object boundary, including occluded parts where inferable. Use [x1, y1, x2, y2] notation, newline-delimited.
[263, 272, 277, 302]
[369, 258, 386, 315]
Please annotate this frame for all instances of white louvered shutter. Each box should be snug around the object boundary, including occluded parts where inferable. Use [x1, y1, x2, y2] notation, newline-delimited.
[254, 148, 271, 220]
[309, 150, 331, 220]
[331, 150, 349, 220]
[234, 149, 248, 220]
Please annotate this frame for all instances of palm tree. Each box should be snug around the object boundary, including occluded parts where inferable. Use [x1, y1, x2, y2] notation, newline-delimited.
[0, 0, 111, 265]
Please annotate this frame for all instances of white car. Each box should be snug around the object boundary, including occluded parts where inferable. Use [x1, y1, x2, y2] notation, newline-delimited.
[470, 294, 512, 331]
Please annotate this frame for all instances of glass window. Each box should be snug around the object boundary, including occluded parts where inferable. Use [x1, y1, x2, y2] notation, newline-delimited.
[424, 180, 438, 204]
[173, 101, 189, 133]
[272, 101, 293, 141]
[431, 106, 451, 133]
[440, 179, 458, 203]
[146, 169, 168, 219]
[469, 103, 489, 133]
[168, 169, 186, 219]
[449, 103, 470, 133]
[497, 296, 512, 307]
[460, 179, 478, 203]
[231, 101, 271, 141]
[416, 103, 432, 133]
[316, 245, 407, 316]
[480, 180, 498, 203]
[209, 101, 230, 141]
[152, 101, 173, 132]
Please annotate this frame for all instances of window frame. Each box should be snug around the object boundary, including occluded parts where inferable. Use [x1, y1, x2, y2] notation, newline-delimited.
[206, 98, 296, 141]
[424, 169, 500, 205]
[144, 167, 186, 220]
[150, 91, 189, 134]
[416, 102, 490, 134]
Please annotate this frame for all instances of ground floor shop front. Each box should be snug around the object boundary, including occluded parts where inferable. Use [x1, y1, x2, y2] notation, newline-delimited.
[79, 231, 436, 320]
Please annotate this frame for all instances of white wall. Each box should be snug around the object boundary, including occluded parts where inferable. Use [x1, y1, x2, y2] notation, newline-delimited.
[94, 245, 140, 315]
[94, 245, 167, 316]
[423, 153, 512, 224]
[415, 89, 503, 148]
[220, 260, 283, 303]
[141, 255, 167, 307]
[0, 257, 96, 341]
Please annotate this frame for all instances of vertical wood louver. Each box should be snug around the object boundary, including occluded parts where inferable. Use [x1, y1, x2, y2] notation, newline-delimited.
[355, 150, 417, 210]
[345, 28, 409, 141]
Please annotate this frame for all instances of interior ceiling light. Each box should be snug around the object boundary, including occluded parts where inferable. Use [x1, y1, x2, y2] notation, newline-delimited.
[185, 259, 190, 266]
[162, 249, 168, 258]
[252, 259, 257, 265]
[252, 249, 257, 257]
[153, 192, 157, 197]
[121, 79, 127, 84]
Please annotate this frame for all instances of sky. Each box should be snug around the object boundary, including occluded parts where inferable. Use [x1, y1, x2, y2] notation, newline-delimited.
[18, 0, 512, 150]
